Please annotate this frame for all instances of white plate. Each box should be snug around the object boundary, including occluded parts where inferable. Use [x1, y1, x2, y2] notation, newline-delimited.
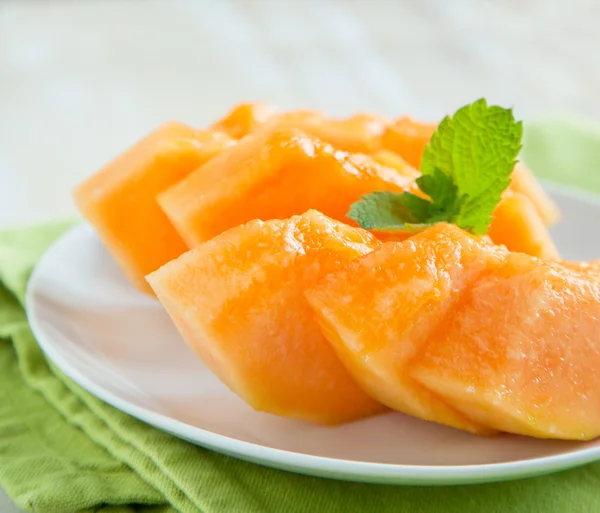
[25, 185, 600, 485]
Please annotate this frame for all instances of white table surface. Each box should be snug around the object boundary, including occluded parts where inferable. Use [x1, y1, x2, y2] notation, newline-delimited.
[1, 0, 599, 511]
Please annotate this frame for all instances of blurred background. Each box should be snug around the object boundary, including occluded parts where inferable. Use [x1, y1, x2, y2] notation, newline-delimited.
[1, 0, 599, 226]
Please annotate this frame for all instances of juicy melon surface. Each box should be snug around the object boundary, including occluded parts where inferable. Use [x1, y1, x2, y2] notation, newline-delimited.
[381, 117, 437, 169]
[371, 150, 420, 180]
[411, 252, 600, 440]
[305, 224, 506, 434]
[209, 104, 559, 260]
[489, 191, 559, 259]
[270, 112, 390, 154]
[510, 163, 560, 225]
[158, 126, 414, 247]
[73, 122, 234, 294]
[212, 102, 389, 154]
[146, 210, 386, 425]
[211, 102, 277, 139]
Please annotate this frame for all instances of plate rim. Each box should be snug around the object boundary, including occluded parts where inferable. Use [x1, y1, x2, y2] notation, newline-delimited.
[25, 184, 600, 486]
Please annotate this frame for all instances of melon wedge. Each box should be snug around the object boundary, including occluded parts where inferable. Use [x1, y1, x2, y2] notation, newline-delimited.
[147, 210, 386, 425]
[510, 163, 560, 225]
[305, 224, 505, 434]
[371, 150, 420, 180]
[563, 260, 600, 277]
[211, 102, 277, 139]
[381, 117, 437, 169]
[489, 191, 559, 259]
[411, 251, 600, 440]
[212, 102, 389, 153]
[158, 126, 414, 247]
[271, 112, 389, 154]
[73, 122, 234, 293]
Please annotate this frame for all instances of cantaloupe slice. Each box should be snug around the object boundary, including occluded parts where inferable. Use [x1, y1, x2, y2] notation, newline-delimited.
[212, 102, 389, 153]
[510, 163, 560, 225]
[371, 150, 420, 180]
[211, 102, 278, 138]
[147, 210, 386, 425]
[411, 251, 600, 440]
[158, 126, 414, 247]
[305, 224, 505, 434]
[563, 260, 600, 276]
[489, 191, 559, 259]
[271, 112, 389, 154]
[73, 122, 234, 293]
[381, 117, 437, 169]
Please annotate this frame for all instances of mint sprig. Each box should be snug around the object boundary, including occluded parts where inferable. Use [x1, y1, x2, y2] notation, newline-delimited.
[348, 98, 523, 235]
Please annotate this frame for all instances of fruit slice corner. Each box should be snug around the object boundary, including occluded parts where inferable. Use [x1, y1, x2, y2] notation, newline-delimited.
[212, 101, 390, 154]
[158, 125, 415, 248]
[73, 122, 234, 294]
[489, 190, 559, 259]
[270, 111, 390, 154]
[381, 117, 437, 169]
[411, 252, 600, 440]
[510, 163, 560, 226]
[211, 102, 278, 139]
[146, 210, 386, 425]
[305, 224, 506, 434]
[371, 150, 420, 180]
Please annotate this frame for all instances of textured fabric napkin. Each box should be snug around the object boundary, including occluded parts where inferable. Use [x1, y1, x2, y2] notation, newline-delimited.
[1, 118, 600, 513]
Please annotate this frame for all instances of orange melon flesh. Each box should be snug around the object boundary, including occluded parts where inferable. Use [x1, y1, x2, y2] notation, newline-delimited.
[269, 112, 390, 154]
[305, 224, 506, 434]
[73, 122, 235, 294]
[371, 150, 420, 180]
[381, 117, 437, 169]
[211, 102, 278, 139]
[411, 252, 600, 440]
[146, 210, 386, 425]
[159, 126, 414, 247]
[212, 102, 389, 153]
[510, 163, 560, 225]
[489, 191, 559, 259]
[563, 260, 600, 276]
[218, 105, 558, 233]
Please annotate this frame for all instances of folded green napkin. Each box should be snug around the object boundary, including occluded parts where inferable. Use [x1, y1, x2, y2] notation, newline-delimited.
[1, 117, 600, 513]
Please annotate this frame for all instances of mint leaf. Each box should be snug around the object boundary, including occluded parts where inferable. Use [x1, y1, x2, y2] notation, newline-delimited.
[347, 98, 522, 235]
[421, 98, 522, 233]
[458, 176, 511, 233]
[413, 169, 466, 223]
[422, 99, 522, 199]
[347, 170, 466, 230]
[347, 191, 416, 230]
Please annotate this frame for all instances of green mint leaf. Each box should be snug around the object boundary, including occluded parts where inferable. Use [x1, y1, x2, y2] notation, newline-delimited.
[421, 98, 522, 234]
[414, 169, 467, 223]
[458, 176, 511, 233]
[347, 98, 522, 236]
[347, 191, 416, 229]
[347, 170, 466, 230]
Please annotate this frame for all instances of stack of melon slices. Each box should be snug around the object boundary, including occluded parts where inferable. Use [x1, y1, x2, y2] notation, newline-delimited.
[74, 102, 559, 294]
[73, 102, 600, 441]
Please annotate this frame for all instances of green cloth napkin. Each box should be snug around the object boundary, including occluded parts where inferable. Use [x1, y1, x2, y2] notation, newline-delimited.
[1, 117, 600, 513]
